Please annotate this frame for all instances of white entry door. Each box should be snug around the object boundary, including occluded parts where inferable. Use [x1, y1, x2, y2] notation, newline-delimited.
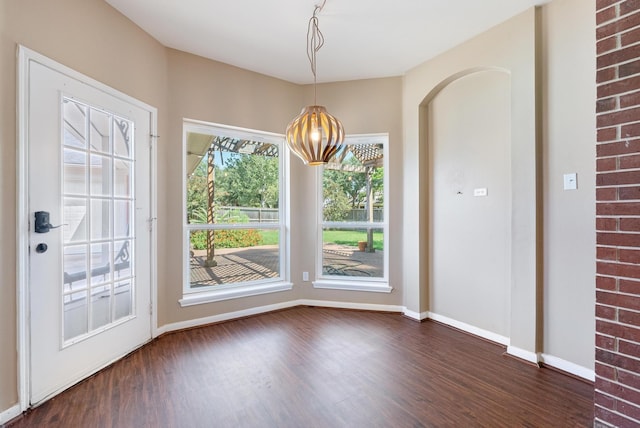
[22, 50, 154, 405]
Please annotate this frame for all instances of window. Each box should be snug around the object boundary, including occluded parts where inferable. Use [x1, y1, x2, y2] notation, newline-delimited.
[180, 120, 290, 306]
[315, 134, 391, 293]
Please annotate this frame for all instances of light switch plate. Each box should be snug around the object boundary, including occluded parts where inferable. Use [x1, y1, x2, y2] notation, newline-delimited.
[563, 173, 577, 190]
[473, 188, 488, 197]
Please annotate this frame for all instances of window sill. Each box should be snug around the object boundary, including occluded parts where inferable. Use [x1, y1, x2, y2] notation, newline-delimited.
[312, 279, 393, 293]
[179, 281, 293, 307]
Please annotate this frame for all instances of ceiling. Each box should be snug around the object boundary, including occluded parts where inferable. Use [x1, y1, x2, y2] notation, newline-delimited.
[105, 0, 550, 85]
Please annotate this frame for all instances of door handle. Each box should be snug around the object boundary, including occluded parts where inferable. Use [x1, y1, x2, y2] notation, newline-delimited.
[34, 211, 66, 233]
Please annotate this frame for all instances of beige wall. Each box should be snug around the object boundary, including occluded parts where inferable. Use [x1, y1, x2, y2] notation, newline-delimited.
[402, 0, 595, 372]
[428, 70, 512, 338]
[540, 0, 595, 369]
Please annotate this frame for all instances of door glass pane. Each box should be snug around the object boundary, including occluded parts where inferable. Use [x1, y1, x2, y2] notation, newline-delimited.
[90, 200, 111, 240]
[62, 98, 136, 344]
[114, 201, 132, 239]
[63, 149, 87, 195]
[63, 244, 88, 292]
[114, 159, 132, 198]
[114, 280, 132, 321]
[89, 108, 111, 154]
[90, 242, 111, 286]
[114, 118, 132, 159]
[64, 291, 88, 341]
[90, 154, 112, 196]
[63, 198, 87, 243]
[63, 99, 86, 148]
[90, 285, 112, 330]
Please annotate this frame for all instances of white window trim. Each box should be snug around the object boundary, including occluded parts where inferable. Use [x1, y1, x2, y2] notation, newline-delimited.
[181, 119, 290, 306]
[314, 133, 391, 292]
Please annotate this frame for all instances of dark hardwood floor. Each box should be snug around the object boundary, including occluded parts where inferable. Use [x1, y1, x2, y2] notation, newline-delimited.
[8, 307, 593, 427]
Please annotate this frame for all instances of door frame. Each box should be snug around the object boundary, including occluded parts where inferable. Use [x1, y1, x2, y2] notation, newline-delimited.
[16, 45, 158, 411]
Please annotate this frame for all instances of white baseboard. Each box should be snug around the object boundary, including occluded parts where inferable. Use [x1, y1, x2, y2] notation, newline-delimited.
[540, 353, 595, 381]
[156, 299, 405, 336]
[0, 403, 21, 425]
[507, 345, 540, 365]
[403, 309, 428, 321]
[427, 312, 510, 346]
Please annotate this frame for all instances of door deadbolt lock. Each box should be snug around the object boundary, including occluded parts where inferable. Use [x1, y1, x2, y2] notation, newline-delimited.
[35, 243, 48, 253]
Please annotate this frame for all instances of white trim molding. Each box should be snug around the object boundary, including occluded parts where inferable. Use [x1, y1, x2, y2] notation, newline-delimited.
[427, 312, 510, 346]
[312, 280, 393, 293]
[403, 309, 428, 321]
[160, 299, 404, 335]
[506, 346, 540, 365]
[539, 353, 595, 382]
[178, 282, 293, 307]
[0, 404, 22, 425]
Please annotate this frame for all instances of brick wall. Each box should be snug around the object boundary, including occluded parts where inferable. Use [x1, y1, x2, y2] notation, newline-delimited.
[596, 1, 640, 427]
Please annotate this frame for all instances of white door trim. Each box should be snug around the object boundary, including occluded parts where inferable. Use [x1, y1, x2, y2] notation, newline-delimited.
[16, 45, 158, 411]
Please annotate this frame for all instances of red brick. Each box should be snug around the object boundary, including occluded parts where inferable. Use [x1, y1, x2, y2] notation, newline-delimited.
[599, 76, 640, 98]
[620, 278, 640, 294]
[620, 310, 640, 327]
[621, 0, 640, 17]
[622, 122, 640, 138]
[599, 246, 619, 260]
[599, 97, 619, 112]
[597, 289, 640, 310]
[619, 369, 640, 390]
[598, 0, 621, 11]
[598, 303, 619, 319]
[598, 157, 618, 171]
[598, 127, 619, 142]
[599, 67, 618, 84]
[597, 11, 640, 40]
[619, 187, 640, 200]
[597, 188, 619, 202]
[595, 408, 639, 428]
[597, 170, 640, 186]
[620, 218, 640, 230]
[618, 400, 640, 422]
[621, 60, 640, 78]
[597, 202, 640, 215]
[619, 248, 640, 262]
[597, 362, 619, 380]
[621, 90, 640, 108]
[599, 36, 619, 55]
[598, 333, 618, 350]
[619, 153, 640, 168]
[622, 26, 640, 46]
[599, 5, 619, 25]
[597, 139, 640, 157]
[597, 352, 640, 380]
[595, 391, 616, 410]
[619, 340, 640, 360]
[599, 107, 640, 127]
[598, 275, 619, 291]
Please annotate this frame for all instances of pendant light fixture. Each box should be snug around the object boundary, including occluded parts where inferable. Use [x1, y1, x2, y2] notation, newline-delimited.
[285, 0, 345, 166]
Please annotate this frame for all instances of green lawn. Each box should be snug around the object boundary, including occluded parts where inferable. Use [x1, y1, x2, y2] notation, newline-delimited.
[259, 229, 383, 250]
[323, 230, 384, 251]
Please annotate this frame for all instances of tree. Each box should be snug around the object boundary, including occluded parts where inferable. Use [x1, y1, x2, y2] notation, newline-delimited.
[216, 153, 279, 208]
[323, 179, 352, 221]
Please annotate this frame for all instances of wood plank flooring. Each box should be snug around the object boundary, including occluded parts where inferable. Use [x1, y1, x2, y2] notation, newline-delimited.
[7, 307, 594, 427]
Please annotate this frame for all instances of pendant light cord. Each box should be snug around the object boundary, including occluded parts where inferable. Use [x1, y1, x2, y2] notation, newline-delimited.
[307, 0, 327, 104]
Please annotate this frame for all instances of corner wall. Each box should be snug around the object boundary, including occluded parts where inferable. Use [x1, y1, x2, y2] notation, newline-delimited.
[403, 0, 595, 376]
